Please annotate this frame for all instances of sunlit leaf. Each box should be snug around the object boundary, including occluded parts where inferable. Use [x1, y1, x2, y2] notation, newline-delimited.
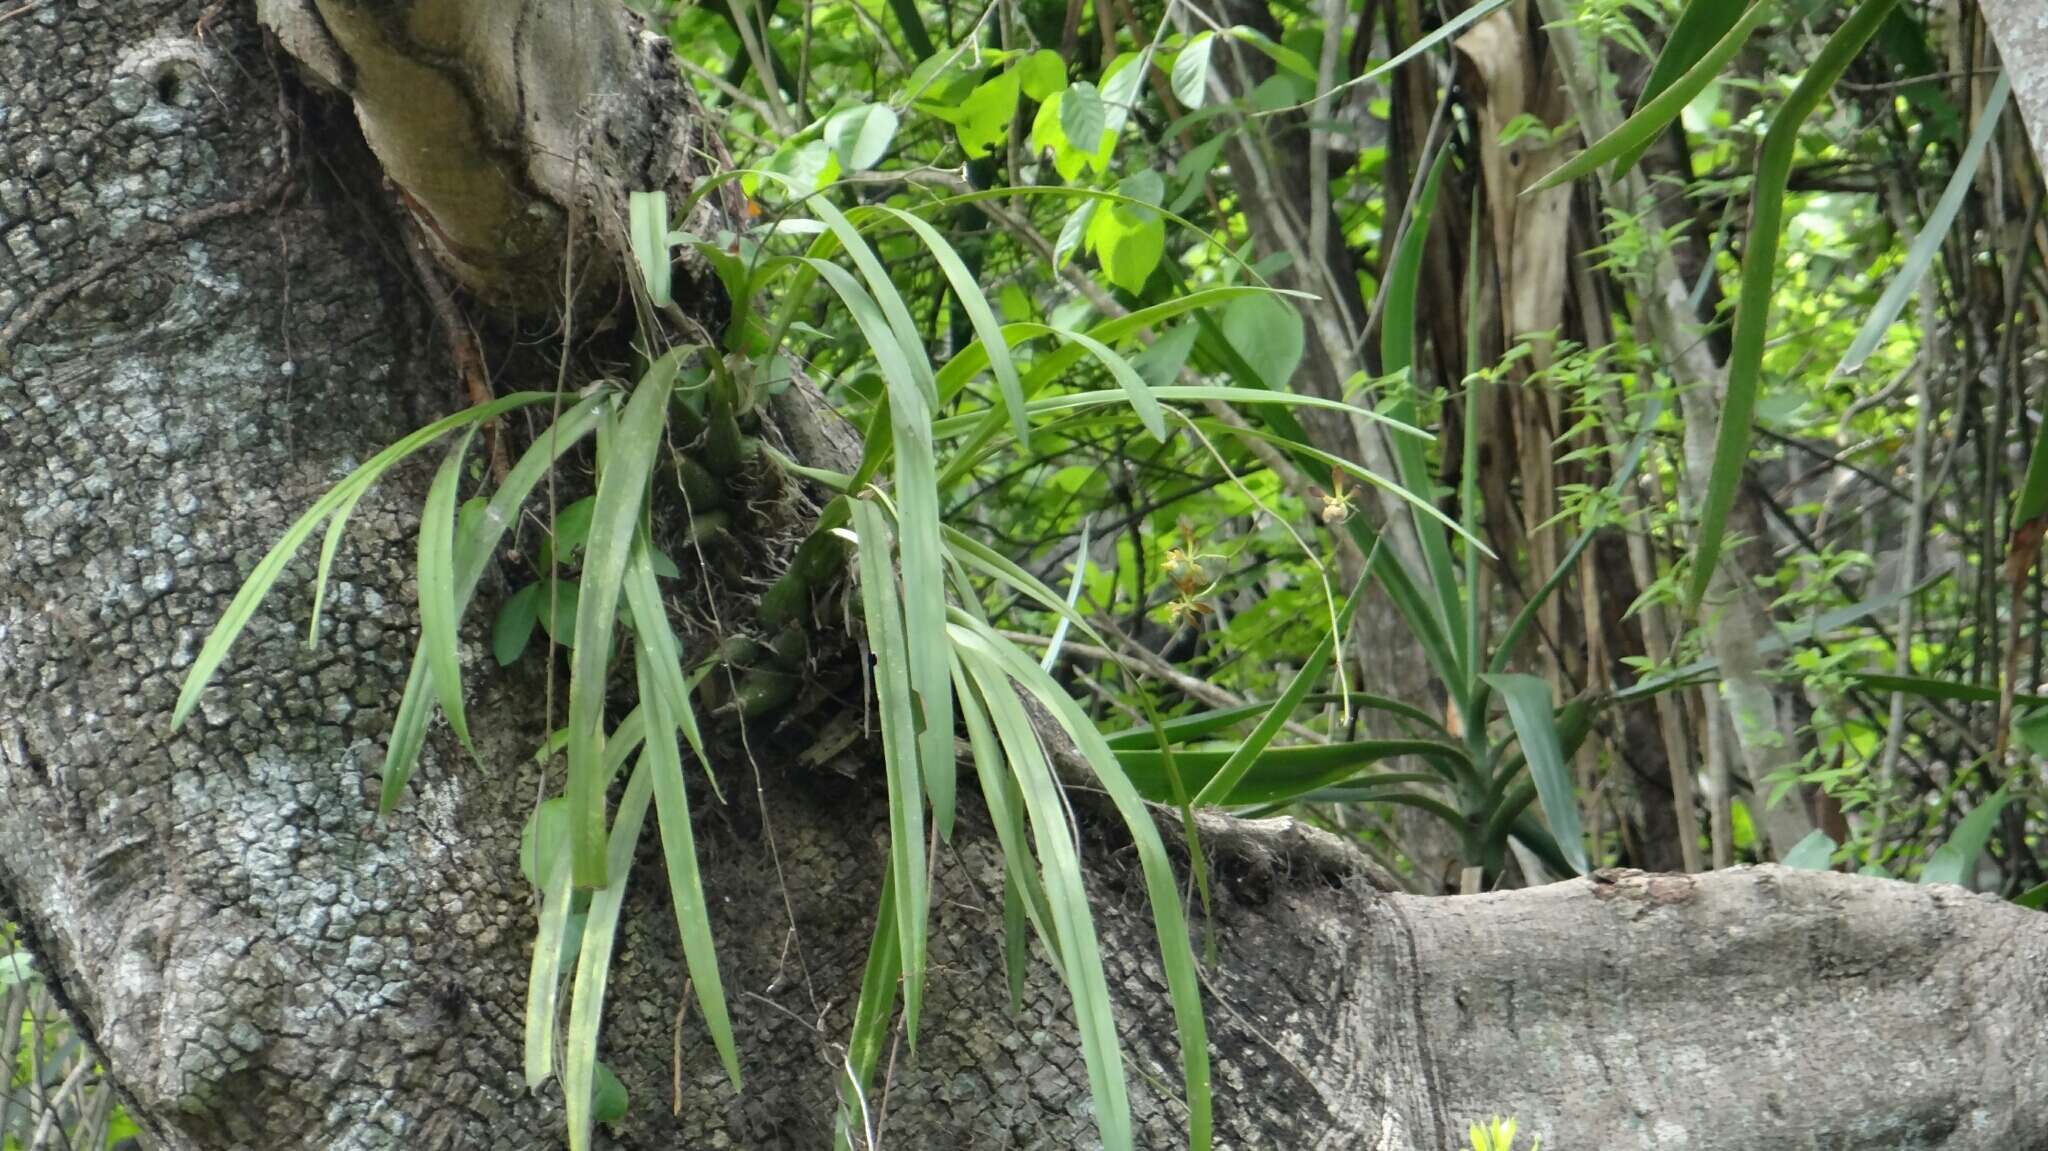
[825, 103, 901, 171]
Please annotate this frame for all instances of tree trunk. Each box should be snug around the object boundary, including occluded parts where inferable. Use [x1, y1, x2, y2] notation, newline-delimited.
[1982, 0, 2048, 173]
[4, 3, 2048, 1149]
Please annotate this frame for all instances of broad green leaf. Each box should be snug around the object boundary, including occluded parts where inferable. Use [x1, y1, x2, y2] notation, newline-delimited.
[955, 71, 1020, 159]
[1172, 33, 1214, 108]
[568, 351, 683, 888]
[1089, 188, 1167, 294]
[543, 496, 596, 566]
[1060, 81, 1106, 158]
[851, 498, 929, 1044]
[590, 1061, 629, 1126]
[418, 428, 477, 753]
[1919, 788, 2010, 888]
[536, 579, 582, 644]
[1781, 830, 1838, 871]
[1687, 0, 1898, 611]
[1032, 92, 1097, 181]
[755, 139, 840, 201]
[493, 583, 541, 667]
[1098, 53, 1145, 138]
[1018, 49, 1067, 100]
[1135, 322, 1199, 389]
[1219, 293, 1303, 390]
[825, 103, 900, 172]
[1481, 674, 1590, 875]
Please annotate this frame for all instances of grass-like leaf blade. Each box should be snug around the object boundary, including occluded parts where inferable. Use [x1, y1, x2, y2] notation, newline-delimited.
[956, 621, 1211, 1150]
[833, 869, 899, 1151]
[1481, 673, 1590, 875]
[1686, 0, 1898, 610]
[418, 428, 477, 753]
[634, 646, 742, 1087]
[962, 652, 1133, 1151]
[873, 205, 1030, 441]
[380, 395, 608, 811]
[1610, 0, 1749, 176]
[564, 758, 654, 1151]
[171, 391, 563, 732]
[1190, 571, 1372, 808]
[1919, 788, 2011, 888]
[1532, 0, 1772, 192]
[568, 352, 684, 888]
[1836, 73, 2008, 379]
[851, 498, 929, 1045]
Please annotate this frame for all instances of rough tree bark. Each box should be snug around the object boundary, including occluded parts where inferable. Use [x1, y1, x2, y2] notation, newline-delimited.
[1982, 1, 2048, 174]
[4, 2, 2048, 1149]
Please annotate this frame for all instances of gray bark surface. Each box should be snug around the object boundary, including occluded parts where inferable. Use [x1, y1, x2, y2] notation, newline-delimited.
[4, 2, 2048, 1150]
[1983, 1, 2048, 174]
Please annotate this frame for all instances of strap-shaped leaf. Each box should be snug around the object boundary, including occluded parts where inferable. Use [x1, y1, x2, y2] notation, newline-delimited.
[417, 428, 477, 753]
[1480, 673, 1590, 875]
[953, 620, 1210, 1150]
[961, 650, 1133, 1150]
[380, 394, 608, 811]
[634, 647, 742, 1087]
[568, 351, 684, 888]
[564, 759, 655, 1151]
[1190, 571, 1373, 809]
[172, 390, 565, 732]
[1532, 0, 1774, 192]
[1687, 0, 1899, 610]
[802, 256, 956, 840]
[850, 497, 929, 1044]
